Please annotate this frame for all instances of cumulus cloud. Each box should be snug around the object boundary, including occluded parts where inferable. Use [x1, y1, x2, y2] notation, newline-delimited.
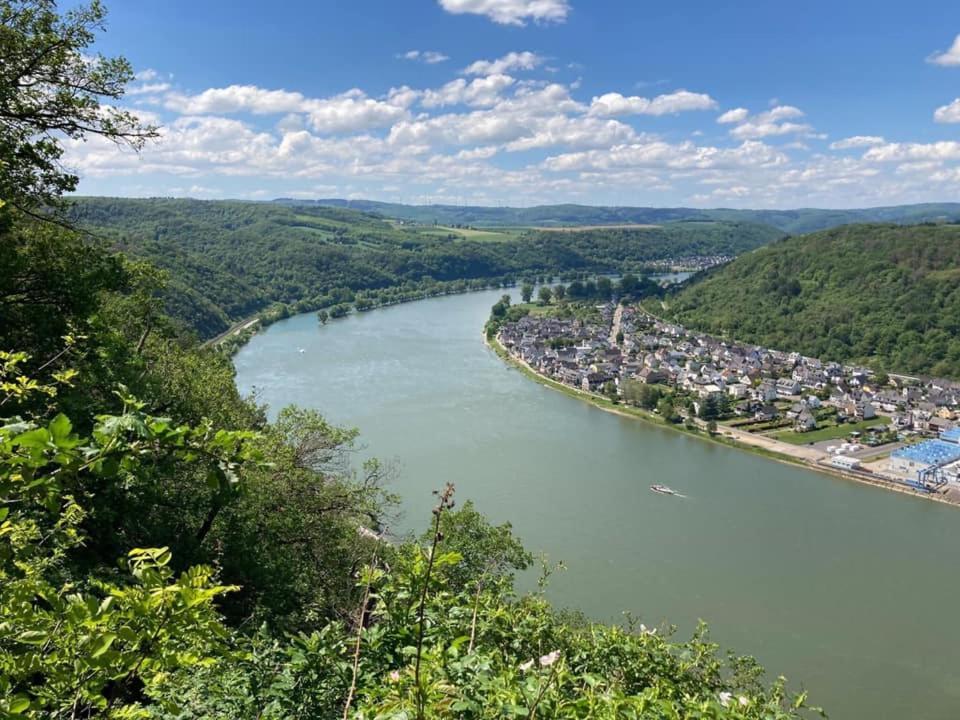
[399, 50, 450, 64]
[717, 108, 748, 124]
[863, 141, 960, 163]
[928, 34, 960, 66]
[162, 85, 409, 134]
[587, 90, 717, 117]
[829, 135, 886, 150]
[542, 139, 787, 173]
[438, 0, 570, 26]
[725, 105, 813, 140]
[72, 58, 960, 208]
[934, 98, 960, 123]
[422, 74, 516, 107]
[463, 51, 543, 76]
[164, 85, 308, 115]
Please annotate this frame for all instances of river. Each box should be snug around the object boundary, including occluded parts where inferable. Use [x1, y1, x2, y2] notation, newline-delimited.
[234, 287, 960, 719]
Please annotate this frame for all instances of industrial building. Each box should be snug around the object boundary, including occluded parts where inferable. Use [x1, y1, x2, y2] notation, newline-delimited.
[890, 431, 960, 489]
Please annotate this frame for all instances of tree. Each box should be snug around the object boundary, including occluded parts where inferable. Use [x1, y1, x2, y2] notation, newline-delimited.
[657, 396, 679, 423]
[619, 273, 639, 297]
[553, 284, 566, 301]
[317, 309, 329, 324]
[698, 394, 721, 421]
[537, 286, 553, 305]
[615, 330, 624, 345]
[602, 380, 618, 400]
[707, 419, 718, 435]
[521, 282, 534, 303]
[0, 0, 157, 212]
[596, 276, 613, 298]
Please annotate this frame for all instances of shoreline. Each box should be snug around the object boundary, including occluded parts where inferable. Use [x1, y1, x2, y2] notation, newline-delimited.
[485, 332, 960, 509]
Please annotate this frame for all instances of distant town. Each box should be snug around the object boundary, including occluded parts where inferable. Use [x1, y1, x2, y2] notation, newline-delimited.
[497, 302, 960, 502]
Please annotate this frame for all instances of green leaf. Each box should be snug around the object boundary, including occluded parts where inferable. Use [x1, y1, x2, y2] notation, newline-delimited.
[8, 696, 30, 714]
[13, 428, 50, 449]
[17, 630, 48, 645]
[90, 633, 117, 658]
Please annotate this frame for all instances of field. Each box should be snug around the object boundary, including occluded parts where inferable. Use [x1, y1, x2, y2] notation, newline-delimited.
[398, 222, 524, 242]
[770, 418, 888, 445]
[534, 224, 662, 232]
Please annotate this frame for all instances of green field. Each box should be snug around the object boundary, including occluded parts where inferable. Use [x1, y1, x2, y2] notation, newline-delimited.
[771, 418, 888, 445]
[434, 225, 523, 242]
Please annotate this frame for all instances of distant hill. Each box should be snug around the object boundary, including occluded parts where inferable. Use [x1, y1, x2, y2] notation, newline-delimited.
[275, 198, 960, 234]
[69, 197, 782, 338]
[661, 223, 960, 378]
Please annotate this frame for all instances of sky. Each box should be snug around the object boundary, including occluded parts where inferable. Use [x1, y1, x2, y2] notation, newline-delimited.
[64, 0, 960, 209]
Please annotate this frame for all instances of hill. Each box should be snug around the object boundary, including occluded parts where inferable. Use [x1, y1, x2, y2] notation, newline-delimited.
[69, 197, 783, 338]
[662, 223, 960, 378]
[278, 198, 960, 234]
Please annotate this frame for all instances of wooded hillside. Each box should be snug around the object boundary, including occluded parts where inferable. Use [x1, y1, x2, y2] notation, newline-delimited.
[664, 223, 960, 377]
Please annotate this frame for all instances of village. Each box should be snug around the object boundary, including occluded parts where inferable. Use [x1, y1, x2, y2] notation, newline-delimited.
[497, 302, 960, 500]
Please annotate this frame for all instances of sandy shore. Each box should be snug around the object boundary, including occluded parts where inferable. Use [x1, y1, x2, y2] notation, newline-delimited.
[486, 332, 960, 509]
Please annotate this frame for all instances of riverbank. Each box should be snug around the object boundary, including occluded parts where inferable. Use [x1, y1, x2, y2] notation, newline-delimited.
[487, 332, 960, 508]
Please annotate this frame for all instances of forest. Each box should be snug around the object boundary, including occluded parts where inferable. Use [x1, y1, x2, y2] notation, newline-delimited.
[663, 223, 960, 379]
[284, 197, 960, 234]
[0, 2, 818, 718]
[70, 196, 783, 339]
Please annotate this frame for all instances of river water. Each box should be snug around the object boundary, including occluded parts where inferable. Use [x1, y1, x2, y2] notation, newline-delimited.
[234, 287, 960, 719]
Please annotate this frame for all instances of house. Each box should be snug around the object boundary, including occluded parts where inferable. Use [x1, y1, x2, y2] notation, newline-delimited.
[794, 408, 817, 433]
[754, 381, 778, 403]
[754, 404, 779, 422]
[636, 367, 668, 385]
[776, 378, 802, 397]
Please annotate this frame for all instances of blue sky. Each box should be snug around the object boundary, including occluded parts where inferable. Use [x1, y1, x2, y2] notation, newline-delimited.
[66, 0, 960, 208]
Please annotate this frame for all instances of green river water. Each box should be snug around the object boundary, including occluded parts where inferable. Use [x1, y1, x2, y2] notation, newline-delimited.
[234, 287, 960, 719]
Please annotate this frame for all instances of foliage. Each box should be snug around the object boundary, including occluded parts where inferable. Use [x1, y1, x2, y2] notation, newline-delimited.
[0, 0, 156, 212]
[0, 357, 246, 717]
[664, 223, 960, 378]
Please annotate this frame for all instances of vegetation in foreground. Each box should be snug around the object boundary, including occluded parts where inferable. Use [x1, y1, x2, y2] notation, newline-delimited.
[0, 2, 820, 717]
[664, 223, 960, 379]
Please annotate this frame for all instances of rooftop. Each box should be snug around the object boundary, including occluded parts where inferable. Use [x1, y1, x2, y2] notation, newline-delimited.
[939, 427, 960, 444]
[892, 440, 960, 467]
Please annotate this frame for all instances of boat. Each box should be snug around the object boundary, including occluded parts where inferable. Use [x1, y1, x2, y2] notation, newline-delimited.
[650, 484, 679, 496]
[298, 348, 306, 354]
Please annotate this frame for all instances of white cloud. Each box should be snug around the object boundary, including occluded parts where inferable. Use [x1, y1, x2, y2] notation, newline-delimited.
[503, 116, 638, 151]
[399, 50, 450, 64]
[164, 85, 308, 114]
[127, 82, 172, 96]
[726, 106, 813, 139]
[542, 139, 787, 173]
[717, 108, 748, 124]
[863, 141, 960, 163]
[305, 92, 409, 134]
[438, 0, 570, 26]
[463, 51, 544, 76]
[829, 135, 885, 150]
[928, 34, 960, 66]
[587, 90, 717, 117]
[422, 75, 516, 108]
[73, 60, 960, 208]
[162, 85, 409, 134]
[934, 98, 960, 123]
